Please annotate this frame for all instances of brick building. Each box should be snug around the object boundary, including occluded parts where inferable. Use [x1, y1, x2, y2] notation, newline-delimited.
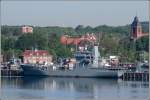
[131, 16, 148, 40]
[22, 26, 33, 33]
[23, 50, 52, 65]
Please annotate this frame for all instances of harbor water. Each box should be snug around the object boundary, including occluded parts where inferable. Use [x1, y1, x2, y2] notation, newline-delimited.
[0, 77, 149, 100]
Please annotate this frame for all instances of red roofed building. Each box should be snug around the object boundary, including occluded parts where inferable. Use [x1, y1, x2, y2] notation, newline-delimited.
[60, 33, 96, 45]
[131, 16, 149, 40]
[23, 50, 52, 64]
[22, 26, 33, 33]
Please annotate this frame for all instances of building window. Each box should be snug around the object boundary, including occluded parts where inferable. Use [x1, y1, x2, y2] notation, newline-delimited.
[138, 28, 141, 33]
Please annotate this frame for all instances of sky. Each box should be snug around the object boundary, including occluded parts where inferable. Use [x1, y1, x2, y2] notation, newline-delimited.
[1, 1, 149, 27]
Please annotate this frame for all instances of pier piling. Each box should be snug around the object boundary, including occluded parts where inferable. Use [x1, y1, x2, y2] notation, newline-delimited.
[121, 72, 149, 81]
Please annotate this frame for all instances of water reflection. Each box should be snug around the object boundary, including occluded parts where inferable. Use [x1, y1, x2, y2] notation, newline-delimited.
[1, 77, 149, 100]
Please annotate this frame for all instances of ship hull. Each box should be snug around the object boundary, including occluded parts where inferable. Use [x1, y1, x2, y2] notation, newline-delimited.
[21, 64, 120, 78]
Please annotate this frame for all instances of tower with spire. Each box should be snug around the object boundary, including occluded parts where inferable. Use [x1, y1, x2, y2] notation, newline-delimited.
[131, 16, 142, 39]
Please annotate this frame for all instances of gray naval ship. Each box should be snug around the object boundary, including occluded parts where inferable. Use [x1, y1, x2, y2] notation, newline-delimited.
[21, 44, 124, 78]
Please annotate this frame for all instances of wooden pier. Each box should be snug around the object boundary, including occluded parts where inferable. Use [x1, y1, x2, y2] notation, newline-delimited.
[121, 72, 149, 81]
[1, 69, 149, 82]
[1, 69, 23, 77]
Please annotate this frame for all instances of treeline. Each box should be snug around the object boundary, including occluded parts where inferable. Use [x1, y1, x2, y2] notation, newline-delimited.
[1, 33, 72, 61]
[1, 22, 149, 62]
[2, 22, 149, 36]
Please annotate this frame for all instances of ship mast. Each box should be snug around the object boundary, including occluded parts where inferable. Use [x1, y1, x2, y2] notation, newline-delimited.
[92, 43, 100, 68]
